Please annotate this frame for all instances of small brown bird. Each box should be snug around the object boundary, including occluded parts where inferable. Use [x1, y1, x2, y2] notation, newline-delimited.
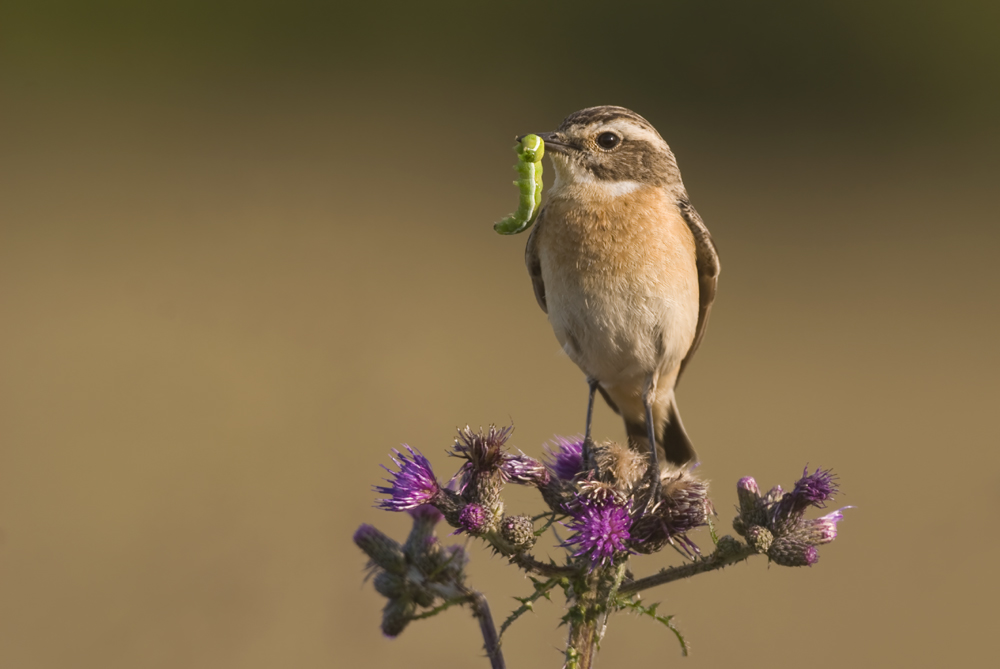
[524, 106, 720, 485]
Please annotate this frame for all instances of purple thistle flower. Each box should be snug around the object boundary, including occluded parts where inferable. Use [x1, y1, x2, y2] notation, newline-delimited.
[502, 452, 551, 486]
[458, 503, 488, 534]
[564, 498, 634, 569]
[543, 436, 584, 480]
[795, 507, 853, 545]
[774, 467, 839, 522]
[375, 446, 441, 512]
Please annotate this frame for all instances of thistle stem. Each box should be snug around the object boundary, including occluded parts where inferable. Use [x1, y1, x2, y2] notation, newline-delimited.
[508, 552, 578, 578]
[467, 589, 505, 669]
[618, 540, 755, 595]
[566, 571, 600, 669]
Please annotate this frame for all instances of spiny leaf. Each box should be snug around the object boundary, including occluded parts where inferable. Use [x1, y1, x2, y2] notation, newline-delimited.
[708, 515, 719, 545]
[499, 577, 559, 638]
[663, 616, 689, 657]
[532, 512, 567, 537]
[616, 596, 689, 657]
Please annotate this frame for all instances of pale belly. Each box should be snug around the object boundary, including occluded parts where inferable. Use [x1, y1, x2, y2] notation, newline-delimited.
[543, 262, 698, 389]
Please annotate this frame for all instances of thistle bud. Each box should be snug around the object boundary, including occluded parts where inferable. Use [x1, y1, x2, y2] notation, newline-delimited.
[503, 453, 551, 487]
[381, 597, 417, 638]
[458, 503, 489, 535]
[715, 534, 743, 558]
[736, 476, 767, 527]
[736, 476, 760, 509]
[744, 525, 774, 554]
[768, 537, 819, 567]
[500, 514, 537, 552]
[354, 524, 407, 575]
[373, 571, 406, 598]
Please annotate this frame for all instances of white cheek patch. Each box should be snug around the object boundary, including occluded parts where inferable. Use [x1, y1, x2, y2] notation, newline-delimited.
[593, 180, 642, 197]
[549, 156, 642, 198]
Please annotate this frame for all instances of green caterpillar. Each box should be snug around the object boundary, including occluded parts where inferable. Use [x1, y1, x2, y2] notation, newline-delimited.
[494, 134, 544, 235]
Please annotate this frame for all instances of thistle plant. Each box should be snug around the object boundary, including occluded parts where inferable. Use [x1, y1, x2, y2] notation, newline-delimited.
[355, 427, 851, 668]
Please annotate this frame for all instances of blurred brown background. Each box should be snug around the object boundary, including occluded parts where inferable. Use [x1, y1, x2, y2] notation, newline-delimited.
[1, 2, 998, 667]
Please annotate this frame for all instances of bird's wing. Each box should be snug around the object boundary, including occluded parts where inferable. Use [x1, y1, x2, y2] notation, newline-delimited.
[677, 199, 720, 380]
[524, 207, 548, 313]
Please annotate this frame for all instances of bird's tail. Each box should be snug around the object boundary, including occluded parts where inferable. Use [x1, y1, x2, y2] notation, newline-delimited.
[624, 393, 697, 469]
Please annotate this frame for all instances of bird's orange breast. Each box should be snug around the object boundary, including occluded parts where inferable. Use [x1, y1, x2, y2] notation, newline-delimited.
[534, 184, 700, 389]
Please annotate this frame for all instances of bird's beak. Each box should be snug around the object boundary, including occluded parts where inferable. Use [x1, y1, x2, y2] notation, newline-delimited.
[518, 131, 571, 155]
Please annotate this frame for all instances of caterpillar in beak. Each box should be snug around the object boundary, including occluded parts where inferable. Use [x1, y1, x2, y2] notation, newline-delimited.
[494, 134, 544, 235]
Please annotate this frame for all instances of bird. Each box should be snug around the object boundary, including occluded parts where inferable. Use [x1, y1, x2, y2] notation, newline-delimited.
[523, 105, 720, 490]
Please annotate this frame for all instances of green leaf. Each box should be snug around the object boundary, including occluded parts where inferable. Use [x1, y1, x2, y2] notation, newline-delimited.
[708, 515, 719, 545]
[499, 577, 560, 638]
[531, 512, 567, 537]
[616, 596, 689, 657]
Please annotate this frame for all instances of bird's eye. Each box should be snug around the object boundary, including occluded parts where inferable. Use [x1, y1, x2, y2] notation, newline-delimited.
[596, 132, 621, 150]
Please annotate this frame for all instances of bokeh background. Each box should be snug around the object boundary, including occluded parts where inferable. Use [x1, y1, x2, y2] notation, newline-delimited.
[1, 2, 998, 667]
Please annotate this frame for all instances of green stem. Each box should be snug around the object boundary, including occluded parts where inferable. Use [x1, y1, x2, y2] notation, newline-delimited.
[508, 552, 578, 578]
[618, 541, 755, 595]
[597, 562, 627, 642]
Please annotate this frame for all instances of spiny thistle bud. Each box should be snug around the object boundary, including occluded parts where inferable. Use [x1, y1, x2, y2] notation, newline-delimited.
[538, 476, 579, 515]
[404, 505, 444, 571]
[458, 503, 489, 535]
[354, 524, 407, 575]
[451, 425, 511, 524]
[381, 596, 417, 638]
[375, 446, 441, 512]
[736, 476, 768, 527]
[768, 537, 819, 567]
[763, 485, 784, 507]
[744, 525, 774, 554]
[373, 571, 407, 598]
[503, 452, 551, 487]
[543, 436, 585, 481]
[411, 585, 436, 608]
[444, 544, 469, 576]
[715, 534, 743, 558]
[500, 514, 537, 552]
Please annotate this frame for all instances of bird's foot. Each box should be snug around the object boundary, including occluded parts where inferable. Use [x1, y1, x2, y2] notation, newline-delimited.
[581, 435, 596, 474]
[642, 464, 662, 514]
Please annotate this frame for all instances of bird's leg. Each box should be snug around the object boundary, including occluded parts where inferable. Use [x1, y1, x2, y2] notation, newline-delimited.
[642, 378, 662, 508]
[582, 377, 599, 472]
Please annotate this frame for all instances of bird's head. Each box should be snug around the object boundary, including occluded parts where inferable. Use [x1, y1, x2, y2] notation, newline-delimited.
[526, 106, 684, 198]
